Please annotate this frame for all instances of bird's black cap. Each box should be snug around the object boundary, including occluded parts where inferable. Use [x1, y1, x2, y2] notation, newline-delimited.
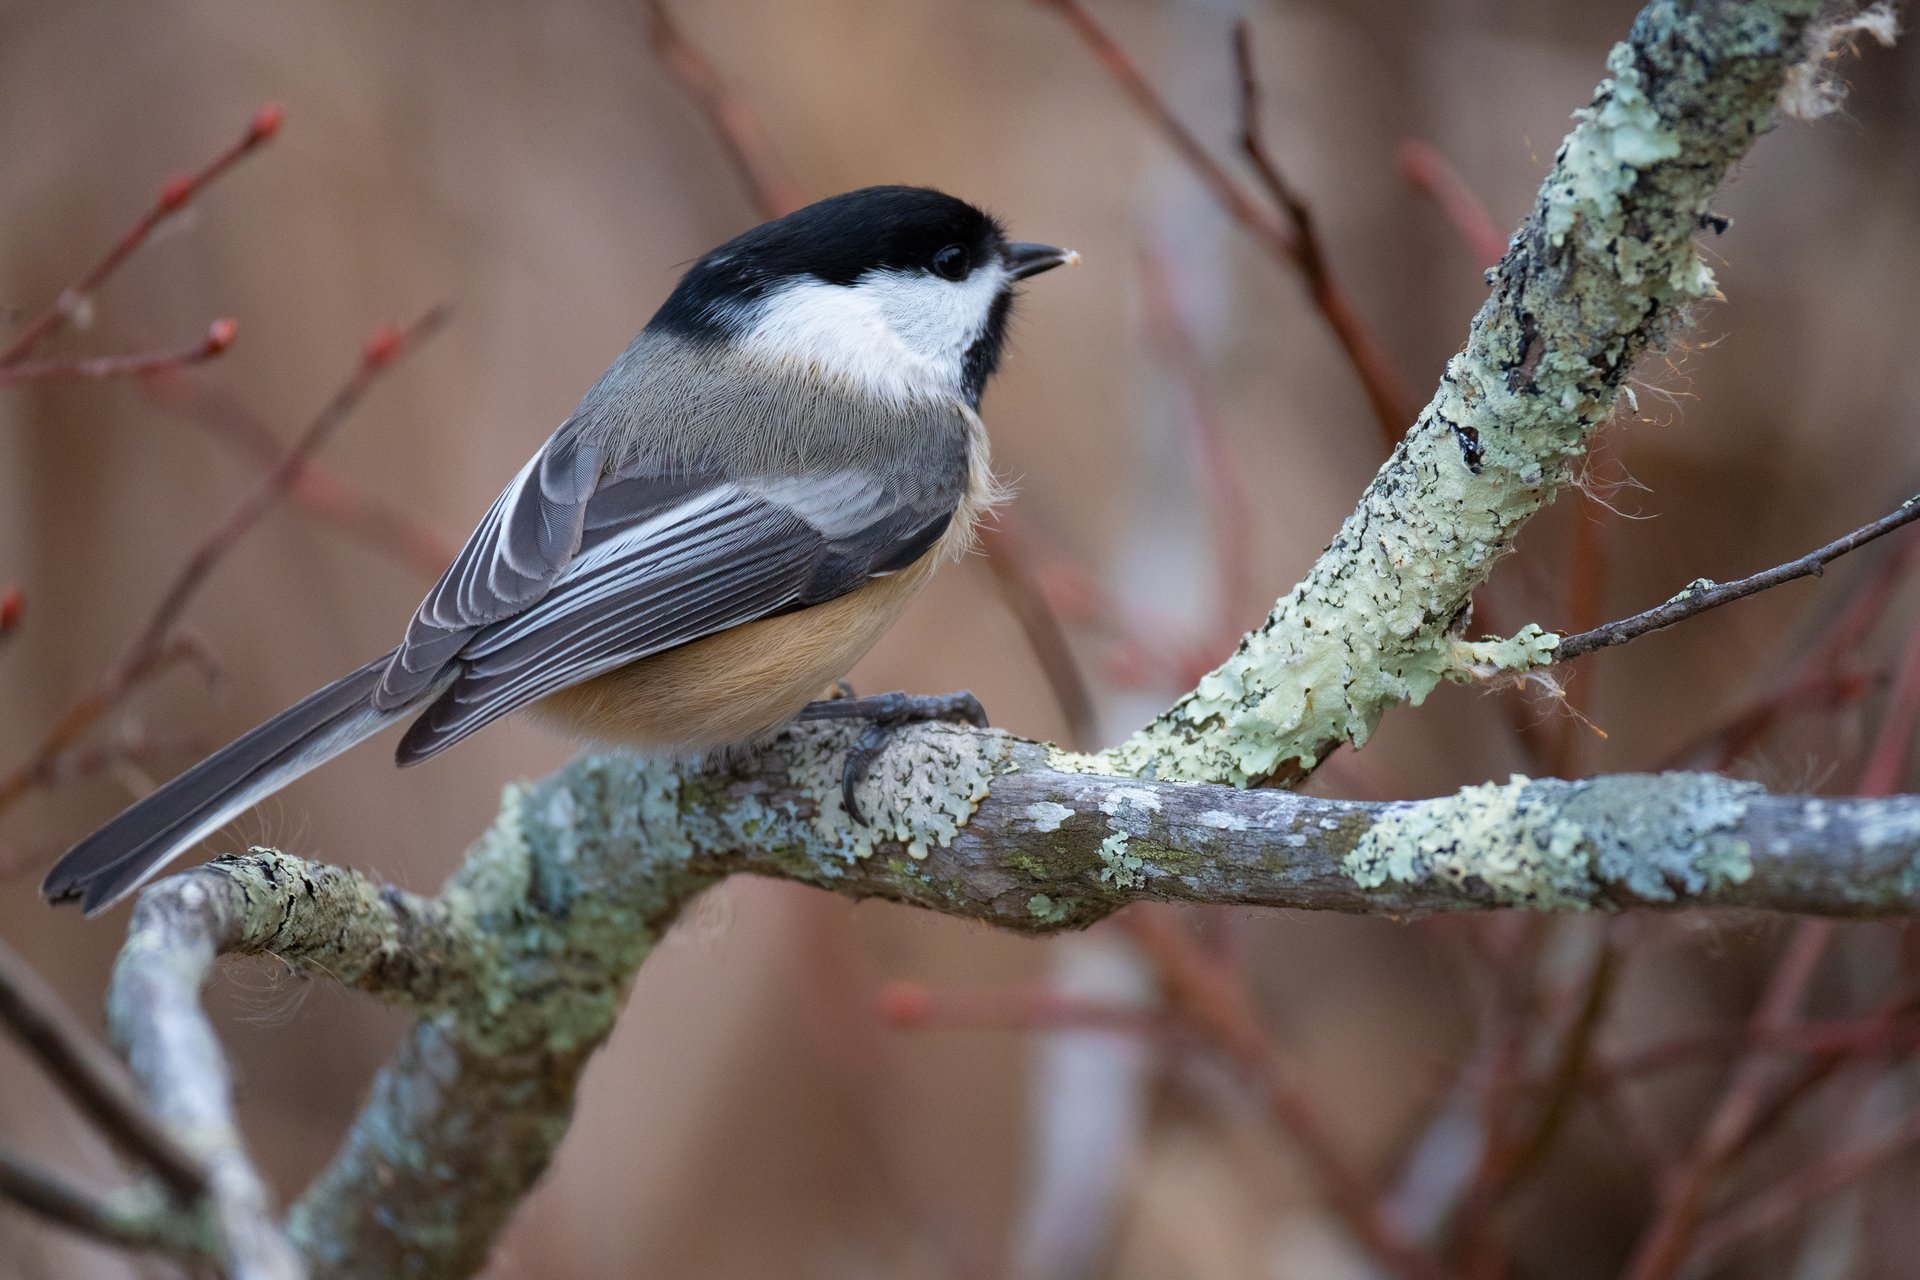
[650, 186, 1009, 339]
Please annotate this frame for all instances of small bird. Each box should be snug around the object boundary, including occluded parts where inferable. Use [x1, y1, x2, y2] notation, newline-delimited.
[44, 186, 1076, 914]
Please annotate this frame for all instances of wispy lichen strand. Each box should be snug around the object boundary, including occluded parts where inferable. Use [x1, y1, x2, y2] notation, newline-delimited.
[1099, 0, 1823, 787]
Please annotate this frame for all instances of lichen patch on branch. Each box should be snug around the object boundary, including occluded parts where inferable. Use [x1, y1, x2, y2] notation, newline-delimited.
[1347, 774, 1758, 908]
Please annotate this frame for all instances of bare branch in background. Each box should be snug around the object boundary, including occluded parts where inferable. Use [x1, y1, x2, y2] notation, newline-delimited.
[0, 317, 236, 387]
[0, 1143, 208, 1262]
[1398, 140, 1509, 269]
[0, 104, 280, 369]
[1551, 494, 1920, 661]
[1037, 0, 1415, 445]
[0, 310, 449, 822]
[1231, 19, 1417, 444]
[636, 0, 804, 218]
[0, 940, 204, 1199]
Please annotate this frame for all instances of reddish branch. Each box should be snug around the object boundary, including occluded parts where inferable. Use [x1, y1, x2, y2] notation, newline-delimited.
[636, 0, 805, 219]
[1622, 921, 1835, 1280]
[0, 317, 236, 387]
[0, 104, 281, 369]
[1122, 909, 1453, 1280]
[1231, 20, 1416, 445]
[0, 310, 448, 820]
[1036, 0, 1413, 443]
[1397, 140, 1508, 270]
[139, 366, 457, 578]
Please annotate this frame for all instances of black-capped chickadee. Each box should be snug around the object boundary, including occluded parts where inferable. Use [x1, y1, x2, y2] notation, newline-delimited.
[45, 186, 1077, 914]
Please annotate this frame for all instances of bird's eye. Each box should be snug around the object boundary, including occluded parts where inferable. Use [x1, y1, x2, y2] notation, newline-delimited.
[931, 245, 970, 281]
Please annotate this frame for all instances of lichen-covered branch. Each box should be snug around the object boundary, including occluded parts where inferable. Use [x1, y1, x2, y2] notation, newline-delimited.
[105, 722, 1920, 1277]
[1098, 0, 1824, 787]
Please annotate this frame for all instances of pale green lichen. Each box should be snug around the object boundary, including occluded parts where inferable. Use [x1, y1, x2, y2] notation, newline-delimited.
[780, 724, 1011, 861]
[1097, 829, 1146, 889]
[1027, 893, 1071, 925]
[1544, 43, 1681, 254]
[1451, 625, 1561, 678]
[1026, 801, 1075, 833]
[1346, 774, 1759, 908]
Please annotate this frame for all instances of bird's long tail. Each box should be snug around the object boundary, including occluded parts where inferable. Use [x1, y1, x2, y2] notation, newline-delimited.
[42, 652, 430, 916]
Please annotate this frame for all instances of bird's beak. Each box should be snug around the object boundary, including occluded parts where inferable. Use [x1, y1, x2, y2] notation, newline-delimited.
[1005, 242, 1081, 281]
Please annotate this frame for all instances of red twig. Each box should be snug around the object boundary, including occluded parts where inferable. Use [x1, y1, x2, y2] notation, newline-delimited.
[1137, 250, 1257, 650]
[0, 318, 236, 387]
[1598, 1012, 1920, 1081]
[1665, 520, 1920, 770]
[0, 636, 214, 816]
[1123, 909, 1453, 1280]
[1039, 1, 1414, 445]
[1857, 617, 1920, 795]
[637, 0, 804, 220]
[0, 310, 447, 821]
[138, 365, 457, 578]
[1232, 21, 1415, 446]
[1621, 921, 1835, 1280]
[0, 584, 21, 648]
[976, 520, 1100, 747]
[1686, 1104, 1920, 1267]
[1397, 141, 1507, 270]
[0, 105, 281, 369]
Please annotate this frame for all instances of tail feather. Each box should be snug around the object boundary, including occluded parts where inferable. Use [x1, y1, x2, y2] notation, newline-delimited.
[42, 653, 428, 916]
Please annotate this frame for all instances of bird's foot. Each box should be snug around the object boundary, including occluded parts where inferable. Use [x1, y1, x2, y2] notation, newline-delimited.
[793, 690, 989, 823]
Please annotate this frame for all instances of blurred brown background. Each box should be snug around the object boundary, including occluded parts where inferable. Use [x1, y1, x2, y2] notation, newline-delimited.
[3, 1, 1918, 1277]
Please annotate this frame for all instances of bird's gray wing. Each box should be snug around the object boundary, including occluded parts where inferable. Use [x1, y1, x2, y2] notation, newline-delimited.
[391, 452, 965, 766]
[375, 424, 609, 708]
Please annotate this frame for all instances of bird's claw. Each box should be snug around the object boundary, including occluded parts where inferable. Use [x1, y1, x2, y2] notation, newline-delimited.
[793, 690, 989, 823]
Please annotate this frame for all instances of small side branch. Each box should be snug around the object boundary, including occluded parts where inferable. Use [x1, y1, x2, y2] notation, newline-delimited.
[1554, 494, 1920, 661]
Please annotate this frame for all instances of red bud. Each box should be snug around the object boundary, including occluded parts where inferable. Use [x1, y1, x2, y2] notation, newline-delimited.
[157, 173, 194, 212]
[204, 318, 239, 353]
[248, 102, 286, 143]
[361, 322, 406, 369]
[877, 981, 931, 1026]
[0, 584, 23, 635]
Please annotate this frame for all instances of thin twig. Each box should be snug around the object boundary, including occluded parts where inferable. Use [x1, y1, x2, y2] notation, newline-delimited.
[1686, 1104, 1920, 1268]
[977, 520, 1100, 747]
[0, 940, 205, 1199]
[636, 0, 804, 219]
[1856, 614, 1920, 795]
[0, 105, 281, 368]
[0, 636, 213, 816]
[1397, 140, 1508, 269]
[0, 310, 447, 820]
[1039, 1, 1414, 444]
[0, 1144, 207, 1260]
[1621, 921, 1835, 1280]
[1123, 910, 1453, 1280]
[1231, 20, 1415, 443]
[112, 307, 451, 670]
[0, 318, 236, 387]
[139, 365, 458, 578]
[1554, 496, 1920, 662]
[1138, 249, 1257, 648]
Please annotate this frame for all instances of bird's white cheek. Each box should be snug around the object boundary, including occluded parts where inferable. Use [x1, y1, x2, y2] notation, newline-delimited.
[737, 278, 943, 403]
